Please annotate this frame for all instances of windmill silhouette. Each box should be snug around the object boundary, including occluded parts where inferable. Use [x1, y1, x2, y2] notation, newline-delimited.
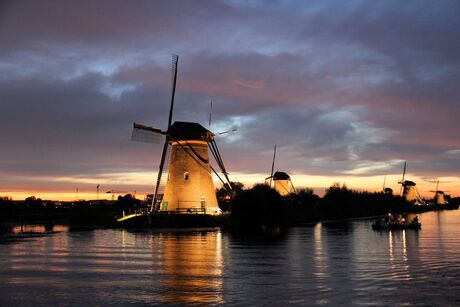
[265, 145, 296, 196]
[429, 179, 449, 205]
[131, 55, 232, 215]
[397, 161, 424, 205]
[382, 175, 393, 195]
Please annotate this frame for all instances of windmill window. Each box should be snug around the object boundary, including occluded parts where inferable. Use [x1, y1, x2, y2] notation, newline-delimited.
[184, 172, 189, 181]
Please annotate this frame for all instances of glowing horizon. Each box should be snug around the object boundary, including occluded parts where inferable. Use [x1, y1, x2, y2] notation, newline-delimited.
[2, 172, 458, 201]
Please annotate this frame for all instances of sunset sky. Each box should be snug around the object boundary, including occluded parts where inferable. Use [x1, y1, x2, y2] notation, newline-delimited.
[1, 0, 459, 200]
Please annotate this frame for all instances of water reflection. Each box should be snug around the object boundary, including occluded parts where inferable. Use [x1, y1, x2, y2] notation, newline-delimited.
[313, 223, 329, 279]
[313, 223, 331, 304]
[387, 230, 412, 281]
[1, 211, 460, 306]
[11, 224, 69, 233]
[154, 230, 224, 304]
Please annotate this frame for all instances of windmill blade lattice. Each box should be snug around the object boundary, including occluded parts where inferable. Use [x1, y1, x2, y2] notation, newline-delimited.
[131, 123, 165, 144]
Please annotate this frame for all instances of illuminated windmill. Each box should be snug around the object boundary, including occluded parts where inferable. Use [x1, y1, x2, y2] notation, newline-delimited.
[398, 161, 423, 204]
[131, 55, 232, 215]
[265, 145, 296, 196]
[430, 180, 448, 205]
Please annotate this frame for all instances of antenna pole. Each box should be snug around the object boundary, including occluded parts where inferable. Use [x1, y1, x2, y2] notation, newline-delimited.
[167, 54, 179, 129]
[269, 145, 276, 187]
[383, 175, 386, 191]
[436, 179, 439, 192]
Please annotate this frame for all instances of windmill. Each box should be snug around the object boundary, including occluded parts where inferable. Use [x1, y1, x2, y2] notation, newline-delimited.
[382, 175, 393, 195]
[131, 55, 232, 215]
[429, 180, 449, 205]
[265, 145, 296, 196]
[106, 190, 129, 201]
[397, 161, 424, 204]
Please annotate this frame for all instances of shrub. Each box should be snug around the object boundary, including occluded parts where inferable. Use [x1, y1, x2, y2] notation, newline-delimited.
[231, 184, 284, 225]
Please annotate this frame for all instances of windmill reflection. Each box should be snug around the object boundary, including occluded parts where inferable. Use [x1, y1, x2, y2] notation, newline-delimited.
[156, 230, 224, 304]
[313, 223, 332, 298]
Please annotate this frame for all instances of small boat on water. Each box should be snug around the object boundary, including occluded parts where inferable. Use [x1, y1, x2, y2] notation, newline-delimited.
[372, 214, 421, 230]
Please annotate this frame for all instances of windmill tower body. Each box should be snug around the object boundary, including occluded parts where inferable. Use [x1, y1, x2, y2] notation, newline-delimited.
[431, 181, 447, 205]
[402, 181, 417, 202]
[273, 171, 292, 196]
[160, 122, 219, 215]
[434, 191, 446, 205]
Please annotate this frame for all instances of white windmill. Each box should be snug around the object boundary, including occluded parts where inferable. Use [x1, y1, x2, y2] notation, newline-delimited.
[131, 55, 232, 215]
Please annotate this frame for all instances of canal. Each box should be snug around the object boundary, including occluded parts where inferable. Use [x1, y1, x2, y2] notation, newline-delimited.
[1, 210, 459, 305]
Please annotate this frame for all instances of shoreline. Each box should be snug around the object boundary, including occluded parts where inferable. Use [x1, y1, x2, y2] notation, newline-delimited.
[1, 205, 457, 233]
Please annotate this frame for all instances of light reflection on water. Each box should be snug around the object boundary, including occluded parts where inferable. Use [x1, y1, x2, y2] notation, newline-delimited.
[11, 224, 69, 233]
[1, 210, 460, 305]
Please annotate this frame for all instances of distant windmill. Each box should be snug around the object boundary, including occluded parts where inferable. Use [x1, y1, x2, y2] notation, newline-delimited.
[106, 190, 129, 201]
[397, 161, 423, 204]
[382, 175, 393, 195]
[131, 55, 232, 215]
[265, 145, 296, 196]
[429, 180, 449, 205]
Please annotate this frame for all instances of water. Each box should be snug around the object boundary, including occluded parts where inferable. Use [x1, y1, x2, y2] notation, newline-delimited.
[1, 210, 460, 306]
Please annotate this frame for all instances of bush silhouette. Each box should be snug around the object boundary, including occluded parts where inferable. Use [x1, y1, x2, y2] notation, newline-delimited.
[232, 184, 284, 225]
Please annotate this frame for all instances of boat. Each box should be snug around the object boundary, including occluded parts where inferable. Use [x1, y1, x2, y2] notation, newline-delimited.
[372, 214, 421, 230]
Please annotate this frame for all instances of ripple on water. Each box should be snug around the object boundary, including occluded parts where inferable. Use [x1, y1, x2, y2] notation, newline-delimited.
[1, 210, 460, 305]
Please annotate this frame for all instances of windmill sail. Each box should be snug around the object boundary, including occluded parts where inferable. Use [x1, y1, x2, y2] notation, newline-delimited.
[269, 145, 276, 187]
[167, 54, 179, 129]
[151, 140, 171, 211]
[402, 161, 406, 182]
[399, 161, 407, 196]
[290, 178, 297, 194]
[131, 123, 165, 143]
[151, 55, 179, 212]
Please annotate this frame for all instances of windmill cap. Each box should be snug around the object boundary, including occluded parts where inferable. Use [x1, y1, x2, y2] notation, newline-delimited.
[402, 180, 416, 186]
[167, 121, 213, 141]
[273, 171, 290, 180]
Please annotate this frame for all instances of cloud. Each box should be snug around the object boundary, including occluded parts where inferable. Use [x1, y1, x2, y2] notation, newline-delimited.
[1, 0, 460, 196]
